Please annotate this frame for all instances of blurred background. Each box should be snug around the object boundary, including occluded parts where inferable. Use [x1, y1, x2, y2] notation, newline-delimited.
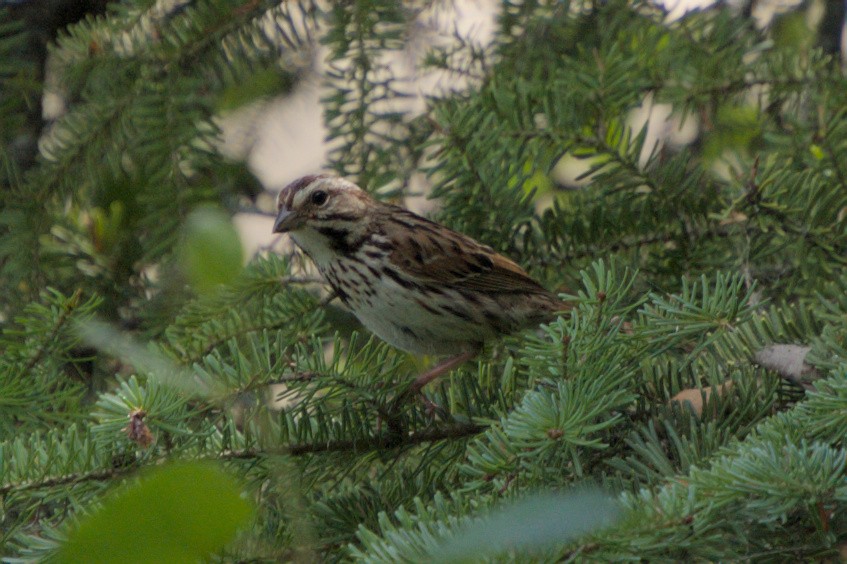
[8, 0, 845, 257]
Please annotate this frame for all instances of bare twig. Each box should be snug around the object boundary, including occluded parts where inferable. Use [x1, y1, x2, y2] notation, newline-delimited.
[279, 276, 325, 285]
[285, 422, 485, 455]
[0, 466, 133, 496]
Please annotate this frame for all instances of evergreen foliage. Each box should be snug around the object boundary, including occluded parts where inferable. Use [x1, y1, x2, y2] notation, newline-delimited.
[1, 0, 846, 560]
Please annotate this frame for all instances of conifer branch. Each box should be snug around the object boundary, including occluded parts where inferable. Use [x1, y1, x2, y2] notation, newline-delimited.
[0, 465, 136, 496]
[285, 422, 486, 455]
[4, 2, 847, 560]
[0, 421, 484, 497]
[21, 288, 83, 374]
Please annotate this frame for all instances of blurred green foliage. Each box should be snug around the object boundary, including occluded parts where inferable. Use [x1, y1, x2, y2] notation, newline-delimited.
[1, 0, 847, 561]
[59, 462, 254, 563]
[179, 206, 244, 295]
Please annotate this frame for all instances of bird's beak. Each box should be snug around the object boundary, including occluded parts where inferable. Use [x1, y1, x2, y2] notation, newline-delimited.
[273, 206, 303, 233]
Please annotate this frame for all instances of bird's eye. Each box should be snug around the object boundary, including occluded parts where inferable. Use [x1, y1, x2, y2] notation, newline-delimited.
[310, 190, 329, 206]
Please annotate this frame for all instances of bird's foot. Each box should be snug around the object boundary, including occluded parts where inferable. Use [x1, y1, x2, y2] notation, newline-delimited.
[410, 349, 479, 392]
[418, 393, 443, 419]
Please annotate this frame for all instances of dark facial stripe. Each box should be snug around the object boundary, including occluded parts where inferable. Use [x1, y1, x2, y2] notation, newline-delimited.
[290, 175, 323, 191]
[317, 212, 361, 222]
[316, 226, 364, 254]
[279, 174, 331, 208]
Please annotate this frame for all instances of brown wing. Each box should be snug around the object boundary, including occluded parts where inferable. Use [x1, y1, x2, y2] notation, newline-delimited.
[383, 208, 554, 296]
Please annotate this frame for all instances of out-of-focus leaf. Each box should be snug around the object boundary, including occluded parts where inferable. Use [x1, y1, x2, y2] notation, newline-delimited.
[179, 206, 244, 295]
[772, 12, 815, 51]
[76, 319, 217, 396]
[432, 488, 619, 562]
[59, 462, 254, 563]
[216, 68, 296, 111]
[704, 105, 762, 162]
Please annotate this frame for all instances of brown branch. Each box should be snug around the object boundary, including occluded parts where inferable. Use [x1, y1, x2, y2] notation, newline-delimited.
[2, 450, 265, 497]
[285, 422, 486, 455]
[270, 371, 320, 384]
[1, 423, 486, 497]
[279, 276, 325, 285]
[0, 465, 134, 497]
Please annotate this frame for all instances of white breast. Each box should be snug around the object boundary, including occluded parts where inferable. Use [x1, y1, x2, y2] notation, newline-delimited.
[290, 229, 338, 269]
[324, 256, 495, 356]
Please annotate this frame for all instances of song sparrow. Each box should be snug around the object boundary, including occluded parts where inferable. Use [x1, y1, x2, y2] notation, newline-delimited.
[273, 175, 566, 390]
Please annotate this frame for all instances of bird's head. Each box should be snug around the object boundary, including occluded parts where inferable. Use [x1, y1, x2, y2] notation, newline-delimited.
[273, 174, 371, 235]
[273, 175, 377, 264]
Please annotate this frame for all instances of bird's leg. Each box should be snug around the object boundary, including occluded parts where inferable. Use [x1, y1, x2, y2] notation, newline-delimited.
[411, 348, 479, 393]
[386, 348, 480, 430]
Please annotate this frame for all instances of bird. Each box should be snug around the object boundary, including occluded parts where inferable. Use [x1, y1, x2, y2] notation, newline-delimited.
[272, 174, 567, 391]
